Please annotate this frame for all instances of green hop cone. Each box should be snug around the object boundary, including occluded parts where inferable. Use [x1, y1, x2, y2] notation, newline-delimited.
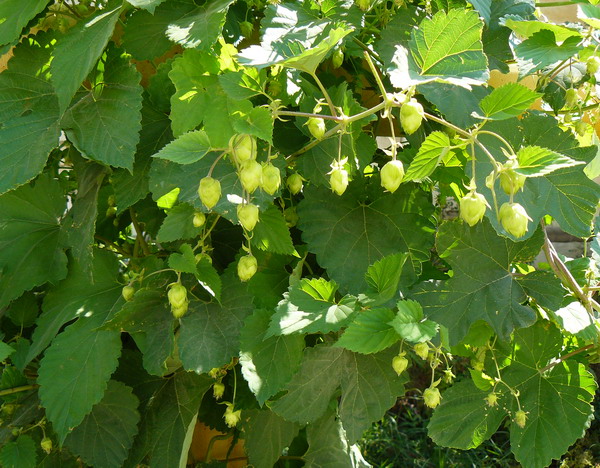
[122, 285, 135, 302]
[499, 202, 531, 238]
[240, 20, 254, 39]
[380, 160, 405, 193]
[499, 166, 526, 195]
[284, 207, 299, 227]
[168, 283, 187, 309]
[224, 404, 242, 427]
[392, 353, 409, 376]
[40, 437, 53, 454]
[587, 56, 600, 75]
[213, 382, 225, 400]
[413, 342, 429, 360]
[171, 301, 188, 319]
[423, 387, 441, 408]
[330, 168, 348, 195]
[229, 134, 257, 164]
[239, 160, 262, 193]
[261, 162, 281, 195]
[286, 173, 303, 194]
[486, 392, 498, 407]
[459, 191, 489, 227]
[564, 88, 578, 108]
[355, 0, 371, 10]
[193, 211, 206, 228]
[400, 99, 424, 135]
[307, 117, 326, 139]
[514, 409, 527, 428]
[238, 254, 258, 282]
[198, 177, 221, 210]
[332, 48, 344, 69]
[237, 203, 260, 231]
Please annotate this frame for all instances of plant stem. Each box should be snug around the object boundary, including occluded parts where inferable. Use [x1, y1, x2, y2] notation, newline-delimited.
[364, 51, 388, 98]
[539, 344, 595, 373]
[310, 72, 338, 118]
[275, 110, 343, 122]
[94, 235, 130, 257]
[0, 385, 38, 397]
[130, 208, 150, 256]
[353, 38, 383, 63]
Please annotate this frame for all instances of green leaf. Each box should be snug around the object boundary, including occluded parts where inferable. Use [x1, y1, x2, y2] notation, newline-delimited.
[196, 257, 221, 301]
[179, 276, 254, 373]
[112, 100, 173, 214]
[218, 69, 265, 100]
[142, 372, 212, 467]
[412, 219, 541, 344]
[552, 300, 598, 339]
[359, 253, 407, 307]
[515, 145, 584, 177]
[152, 130, 212, 165]
[38, 315, 122, 443]
[168, 243, 197, 274]
[251, 205, 295, 256]
[0, 32, 60, 194]
[0, 434, 37, 468]
[125, 0, 166, 13]
[157, 204, 203, 242]
[267, 278, 357, 336]
[0, 0, 50, 46]
[505, 324, 597, 468]
[62, 47, 143, 171]
[0, 175, 68, 309]
[297, 185, 434, 293]
[479, 83, 541, 120]
[239, 310, 304, 404]
[515, 31, 582, 75]
[404, 131, 451, 181]
[0, 341, 15, 362]
[241, 409, 300, 468]
[232, 106, 274, 144]
[428, 379, 505, 449]
[64, 380, 140, 468]
[335, 308, 399, 354]
[391, 9, 488, 88]
[26, 249, 123, 364]
[271, 346, 406, 441]
[502, 18, 582, 42]
[102, 289, 175, 376]
[304, 411, 371, 468]
[5, 293, 39, 329]
[51, 5, 122, 112]
[165, 0, 235, 49]
[63, 161, 107, 272]
[389, 300, 438, 343]
[517, 270, 564, 311]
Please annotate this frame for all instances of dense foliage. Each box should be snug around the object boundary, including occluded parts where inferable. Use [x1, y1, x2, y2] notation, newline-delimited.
[0, 0, 600, 467]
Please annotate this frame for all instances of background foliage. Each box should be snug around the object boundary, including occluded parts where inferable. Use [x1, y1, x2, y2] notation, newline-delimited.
[0, 0, 599, 467]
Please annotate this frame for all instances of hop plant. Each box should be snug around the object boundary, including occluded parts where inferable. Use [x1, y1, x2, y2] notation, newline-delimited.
[286, 173, 304, 194]
[229, 134, 257, 164]
[237, 203, 260, 231]
[499, 161, 526, 195]
[239, 160, 262, 193]
[330, 168, 348, 195]
[261, 162, 281, 195]
[238, 254, 258, 282]
[307, 117, 326, 139]
[400, 99, 424, 135]
[192, 211, 206, 228]
[486, 392, 498, 407]
[198, 177, 221, 210]
[122, 285, 135, 302]
[499, 202, 531, 238]
[414, 342, 429, 360]
[213, 382, 225, 400]
[514, 409, 528, 428]
[380, 160, 404, 193]
[224, 404, 242, 427]
[423, 386, 441, 408]
[459, 191, 489, 226]
[392, 353, 409, 376]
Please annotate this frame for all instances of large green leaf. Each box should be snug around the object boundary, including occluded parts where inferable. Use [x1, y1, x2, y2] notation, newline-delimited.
[271, 346, 406, 442]
[251, 205, 295, 256]
[125, 0, 166, 13]
[51, 4, 122, 112]
[297, 185, 434, 294]
[0, 32, 60, 194]
[389, 300, 438, 343]
[479, 83, 540, 120]
[515, 30, 582, 75]
[239, 309, 304, 405]
[101, 289, 175, 377]
[268, 278, 357, 336]
[152, 130, 211, 165]
[241, 409, 300, 468]
[62, 47, 143, 171]
[404, 131, 451, 181]
[514, 145, 584, 177]
[0, 434, 37, 468]
[358, 253, 407, 307]
[178, 275, 254, 373]
[37, 313, 122, 443]
[64, 380, 140, 468]
[165, 0, 235, 49]
[0, 175, 67, 309]
[390, 9, 488, 88]
[26, 249, 123, 364]
[412, 219, 541, 344]
[142, 372, 212, 467]
[304, 411, 372, 468]
[156, 203, 204, 242]
[335, 308, 398, 354]
[0, 0, 50, 46]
